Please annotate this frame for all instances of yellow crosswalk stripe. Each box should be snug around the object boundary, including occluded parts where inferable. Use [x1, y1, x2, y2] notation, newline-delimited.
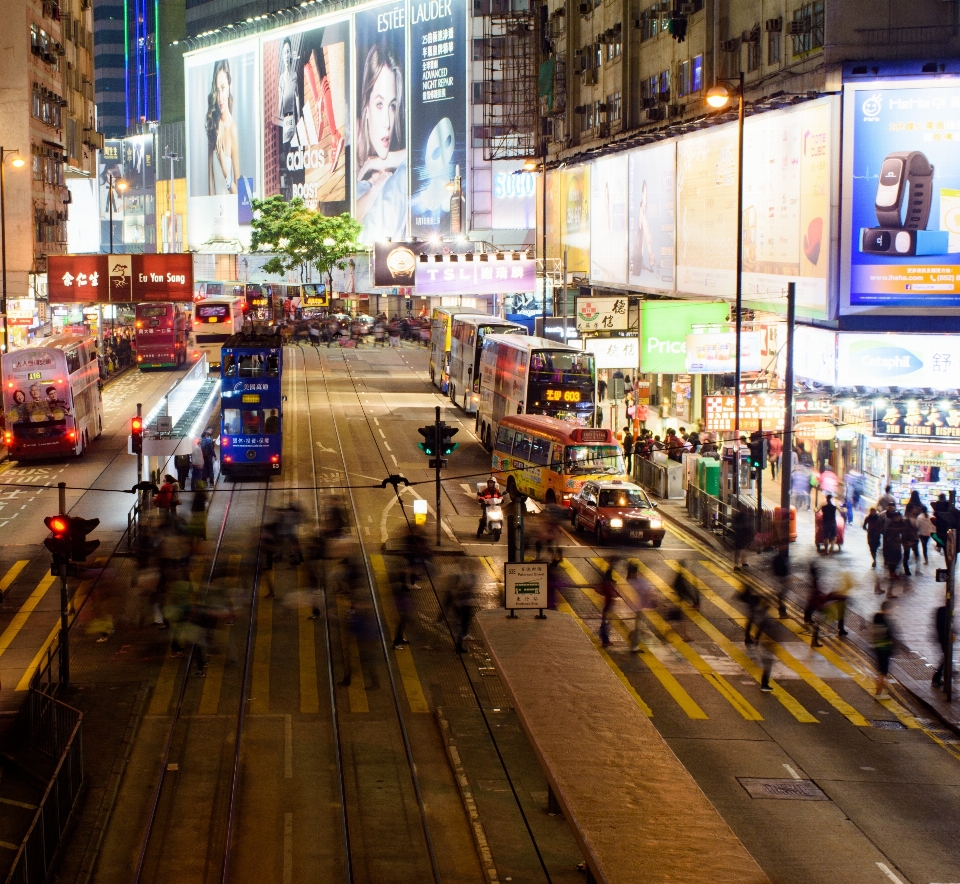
[480, 556, 501, 585]
[0, 561, 28, 596]
[370, 554, 429, 713]
[250, 591, 273, 714]
[555, 593, 653, 717]
[683, 561, 872, 727]
[336, 595, 369, 713]
[148, 650, 183, 716]
[697, 559, 921, 730]
[630, 559, 818, 723]
[589, 557, 762, 721]
[0, 574, 55, 658]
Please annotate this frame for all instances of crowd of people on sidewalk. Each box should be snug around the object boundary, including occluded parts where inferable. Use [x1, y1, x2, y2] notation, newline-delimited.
[289, 313, 431, 349]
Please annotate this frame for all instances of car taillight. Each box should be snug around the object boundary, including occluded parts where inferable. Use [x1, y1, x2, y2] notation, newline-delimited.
[270, 455, 279, 463]
[68, 430, 76, 440]
[224, 455, 232, 462]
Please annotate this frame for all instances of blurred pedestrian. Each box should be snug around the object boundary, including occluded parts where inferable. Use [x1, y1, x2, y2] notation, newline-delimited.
[881, 505, 904, 589]
[767, 433, 783, 480]
[190, 439, 205, 490]
[625, 561, 656, 652]
[932, 604, 953, 688]
[819, 493, 839, 554]
[917, 508, 935, 566]
[453, 570, 479, 654]
[597, 562, 619, 648]
[901, 504, 920, 576]
[200, 428, 217, 485]
[733, 503, 754, 570]
[739, 583, 764, 645]
[755, 601, 776, 692]
[772, 543, 790, 618]
[871, 600, 895, 699]
[863, 506, 882, 569]
[174, 453, 191, 492]
[672, 561, 700, 609]
[622, 431, 634, 474]
[155, 474, 181, 524]
[392, 573, 414, 649]
[804, 563, 827, 648]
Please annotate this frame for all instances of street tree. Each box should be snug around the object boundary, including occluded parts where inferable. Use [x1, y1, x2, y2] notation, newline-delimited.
[250, 195, 363, 295]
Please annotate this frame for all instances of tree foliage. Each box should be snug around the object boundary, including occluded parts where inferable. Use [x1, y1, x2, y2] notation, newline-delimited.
[249, 196, 363, 291]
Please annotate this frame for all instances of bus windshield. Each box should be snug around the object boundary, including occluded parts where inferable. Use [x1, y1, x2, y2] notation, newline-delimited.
[530, 350, 593, 383]
[598, 488, 652, 508]
[564, 444, 624, 475]
[139, 306, 169, 318]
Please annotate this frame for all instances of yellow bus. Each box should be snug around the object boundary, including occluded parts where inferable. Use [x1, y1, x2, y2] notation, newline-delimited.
[428, 306, 486, 389]
[491, 414, 626, 506]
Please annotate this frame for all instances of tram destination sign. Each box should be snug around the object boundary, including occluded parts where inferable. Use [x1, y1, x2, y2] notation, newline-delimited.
[504, 563, 548, 611]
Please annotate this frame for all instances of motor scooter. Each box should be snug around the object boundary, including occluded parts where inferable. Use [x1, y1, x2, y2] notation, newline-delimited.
[476, 482, 504, 542]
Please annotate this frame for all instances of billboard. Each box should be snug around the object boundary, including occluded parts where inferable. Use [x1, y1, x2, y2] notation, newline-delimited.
[123, 135, 156, 190]
[410, 0, 467, 238]
[554, 166, 590, 273]
[185, 41, 260, 248]
[640, 300, 729, 373]
[48, 255, 191, 302]
[262, 20, 350, 213]
[492, 162, 536, 229]
[589, 154, 627, 285]
[628, 141, 675, 292]
[354, 1, 408, 243]
[837, 332, 960, 390]
[415, 255, 535, 295]
[842, 78, 960, 311]
[685, 331, 762, 373]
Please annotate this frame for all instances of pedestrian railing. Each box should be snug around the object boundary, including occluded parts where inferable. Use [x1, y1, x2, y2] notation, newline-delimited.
[4, 691, 83, 884]
[634, 457, 685, 499]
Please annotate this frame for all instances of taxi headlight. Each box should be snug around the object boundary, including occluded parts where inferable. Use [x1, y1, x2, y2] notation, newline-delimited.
[649, 518, 663, 528]
[609, 518, 624, 528]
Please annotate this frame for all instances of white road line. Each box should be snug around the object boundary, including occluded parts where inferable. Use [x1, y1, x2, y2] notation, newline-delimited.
[782, 764, 801, 780]
[379, 429, 386, 438]
[559, 526, 580, 545]
[382, 441, 392, 451]
[876, 863, 904, 884]
[390, 455, 397, 465]
[284, 714, 293, 778]
[373, 418, 379, 426]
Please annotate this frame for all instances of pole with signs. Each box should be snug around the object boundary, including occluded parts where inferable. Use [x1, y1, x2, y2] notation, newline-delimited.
[504, 562, 548, 619]
[946, 528, 955, 702]
[779, 282, 796, 560]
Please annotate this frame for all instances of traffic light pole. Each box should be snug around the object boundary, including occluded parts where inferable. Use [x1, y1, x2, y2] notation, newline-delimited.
[58, 481, 70, 687]
[434, 407, 442, 547]
[136, 402, 143, 487]
[945, 528, 955, 702]
[755, 419, 763, 535]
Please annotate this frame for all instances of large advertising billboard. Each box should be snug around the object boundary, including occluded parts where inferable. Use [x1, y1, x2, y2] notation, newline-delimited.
[640, 300, 729, 373]
[589, 154, 627, 285]
[556, 166, 590, 274]
[410, 0, 467, 239]
[837, 332, 960, 390]
[185, 41, 260, 248]
[628, 141, 675, 292]
[354, 1, 408, 243]
[842, 78, 960, 312]
[262, 20, 350, 214]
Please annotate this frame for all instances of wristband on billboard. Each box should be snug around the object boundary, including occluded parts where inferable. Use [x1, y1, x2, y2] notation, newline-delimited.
[874, 151, 934, 229]
[860, 227, 950, 257]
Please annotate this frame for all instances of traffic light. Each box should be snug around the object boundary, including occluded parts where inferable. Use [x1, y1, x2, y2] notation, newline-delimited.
[417, 425, 438, 456]
[43, 515, 71, 566]
[439, 425, 459, 456]
[748, 432, 767, 471]
[70, 517, 100, 562]
[131, 415, 143, 454]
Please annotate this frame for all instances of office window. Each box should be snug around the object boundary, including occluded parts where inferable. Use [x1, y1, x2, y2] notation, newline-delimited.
[746, 40, 761, 71]
[607, 91, 622, 122]
[791, 1, 824, 55]
[659, 70, 670, 100]
[768, 30, 781, 64]
[691, 54, 703, 92]
[677, 59, 690, 97]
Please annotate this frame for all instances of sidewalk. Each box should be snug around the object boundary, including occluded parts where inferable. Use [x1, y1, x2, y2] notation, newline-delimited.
[655, 466, 960, 735]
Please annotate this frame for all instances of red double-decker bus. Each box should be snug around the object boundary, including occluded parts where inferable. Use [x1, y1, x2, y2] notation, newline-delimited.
[135, 303, 188, 369]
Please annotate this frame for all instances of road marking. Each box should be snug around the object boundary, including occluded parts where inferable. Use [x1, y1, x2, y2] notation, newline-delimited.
[250, 595, 273, 714]
[588, 558, 761, 721]
[631, 560, 817, 724]
[370, 554, 429, 713]
[283, 813, 293, 884]
[379, 429, 386, 438]
[555, 593, 652, 717]
[284, 714, 293, 778]
[0, 575, 56, 659]
[479, 556, 501, 585]
[460, 483, 474, 495]
[148, 651, 182, 716]
[876, 863, 904, 884]
[669, 561, 871, 728]
[0, 561, 28, 596]
[783, 764, 801, 780]
[391, 455, 397, 466]
[0, 797, 36, 809]
[382, 440, 392, 451]
[336, 595, 369, 713]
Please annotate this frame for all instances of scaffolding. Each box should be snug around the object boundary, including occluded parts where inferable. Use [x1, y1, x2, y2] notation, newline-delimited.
[480, 5, 539, 160]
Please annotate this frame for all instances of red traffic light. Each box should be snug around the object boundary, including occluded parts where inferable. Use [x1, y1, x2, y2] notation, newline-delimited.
[131, 417, 143, 432]
[44, 515, 69, 535]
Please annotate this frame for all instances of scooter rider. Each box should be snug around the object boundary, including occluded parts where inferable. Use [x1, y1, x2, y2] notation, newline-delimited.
[477, 477, 501, 537]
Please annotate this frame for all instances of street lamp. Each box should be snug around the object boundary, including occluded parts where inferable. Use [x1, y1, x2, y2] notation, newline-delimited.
[106, 173, 127, 253]
[704, 71, 745, 498]
[523, 154, 547, 332]
[0, 148, 25, 355]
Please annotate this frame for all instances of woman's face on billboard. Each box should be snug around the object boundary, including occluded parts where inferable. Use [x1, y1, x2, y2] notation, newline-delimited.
[216, 69, 231, 116]
[366, 64, 398, 161]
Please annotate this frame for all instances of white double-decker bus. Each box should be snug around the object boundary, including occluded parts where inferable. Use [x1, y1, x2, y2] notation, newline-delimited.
[447, 315, 527, 413]
[476, 334, 595, 450]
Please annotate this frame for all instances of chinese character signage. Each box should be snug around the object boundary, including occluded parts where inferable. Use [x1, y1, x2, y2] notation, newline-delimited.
[874, 402, 960, 442]
[48, 255, 193, 303]
[842, 78, 960, 311]
[584, 336, 639, 369]
[836, 332, 959, 391]
[576, 297, 628, 332]
[47, 255, 109, 303]
[415, 255, 535, 296]
[704, 394, 785, 433]
[504, 562, 548, 611]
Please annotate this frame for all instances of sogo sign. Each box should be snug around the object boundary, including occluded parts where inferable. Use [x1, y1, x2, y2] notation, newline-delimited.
[640, 300, 729, 374]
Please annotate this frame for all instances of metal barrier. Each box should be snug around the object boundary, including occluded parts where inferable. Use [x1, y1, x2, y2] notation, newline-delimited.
[634, 457, 685, 499]
[4, 692, 83, 884]
[685, 486, 780, 549]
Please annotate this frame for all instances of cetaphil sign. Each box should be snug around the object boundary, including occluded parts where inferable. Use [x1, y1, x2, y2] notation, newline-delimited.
[837, 332, 960, 390]
[640, 300, 729, 373]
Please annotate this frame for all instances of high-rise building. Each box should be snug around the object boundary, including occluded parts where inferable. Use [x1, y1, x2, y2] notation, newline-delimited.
[0, 0, 98, 349]
[185, 0, 291, 39]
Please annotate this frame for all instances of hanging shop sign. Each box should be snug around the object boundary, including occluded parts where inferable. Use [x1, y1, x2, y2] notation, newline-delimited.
[685, 331, 762, 373]
[837, 332, 960, 391]
[576, 296, 629, 332]
[704, 394, 785, 433]
[640, 300, 729, 373]
[583, 335, 639, 369]
[48, 254, 192, 303]
[873, 401, 960, 443]
[415, 254, 536, 296]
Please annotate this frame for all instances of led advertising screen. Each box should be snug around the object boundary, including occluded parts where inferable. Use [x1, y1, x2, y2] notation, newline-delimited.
[589, 154, 628, 285]
[262, 20, 350, 213]
[354, 1, 408, 243]
[410, 0, 467, 239]
[842, 78, 960, 311]
[185, 42, 260, 249]
[628, 141, 675, 292]
[492, 162, 536, 229]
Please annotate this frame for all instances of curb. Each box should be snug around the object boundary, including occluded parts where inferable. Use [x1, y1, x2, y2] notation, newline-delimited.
[435, 707, 500, 884]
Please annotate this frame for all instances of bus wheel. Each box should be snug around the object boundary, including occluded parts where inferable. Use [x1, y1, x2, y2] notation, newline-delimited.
[485, 426, 492, 450]
[506, 476, 518, 499]
[546, 490, 557, 505]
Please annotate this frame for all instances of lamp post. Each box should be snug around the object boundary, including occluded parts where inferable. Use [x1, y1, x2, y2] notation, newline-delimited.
[0, 148, 26, 355]
[107, 173, 127, 254]
[705, 71, 745, 498]
[523, 154, 547, 335]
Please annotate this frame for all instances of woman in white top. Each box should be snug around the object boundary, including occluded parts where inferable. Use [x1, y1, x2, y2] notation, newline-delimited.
[206, 60, 240, 195]
[916, 509, 935, 565]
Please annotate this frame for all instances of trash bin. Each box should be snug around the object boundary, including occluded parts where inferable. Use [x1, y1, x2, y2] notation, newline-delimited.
[774, 505, 797, 543]
[702, 460, 720, 497]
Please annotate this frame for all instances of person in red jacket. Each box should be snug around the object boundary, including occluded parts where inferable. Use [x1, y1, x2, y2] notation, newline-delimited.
[767, 433, 784, 479]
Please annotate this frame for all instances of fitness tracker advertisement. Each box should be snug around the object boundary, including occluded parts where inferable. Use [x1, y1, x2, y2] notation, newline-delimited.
[842, 79, 960, 310]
